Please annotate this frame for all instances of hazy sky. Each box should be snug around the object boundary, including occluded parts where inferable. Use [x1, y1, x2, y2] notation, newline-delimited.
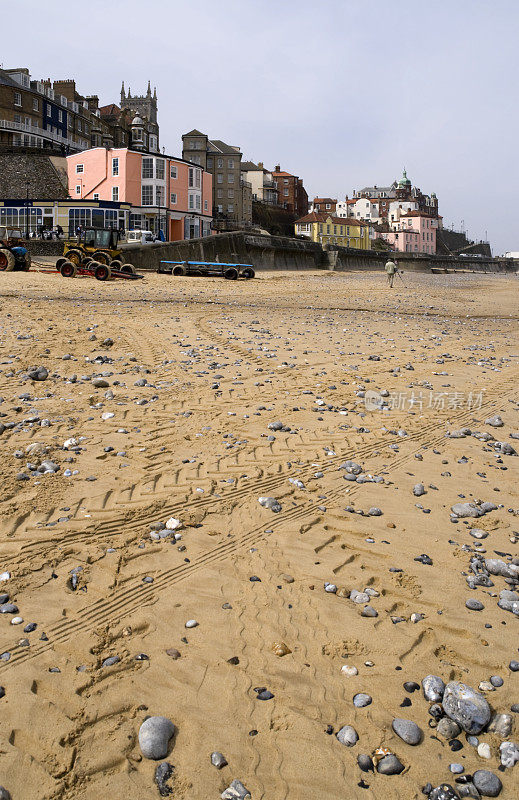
[3, 0, 517, 253]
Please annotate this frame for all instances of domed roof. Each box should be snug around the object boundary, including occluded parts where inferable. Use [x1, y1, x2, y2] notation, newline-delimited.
[132, 114, 144, 126]
[398, 168, 411, 187]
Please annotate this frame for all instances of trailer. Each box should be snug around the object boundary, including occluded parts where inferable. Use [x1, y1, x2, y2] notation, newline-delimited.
[55, 256, 143, 281]
[158, 260, 255, 280]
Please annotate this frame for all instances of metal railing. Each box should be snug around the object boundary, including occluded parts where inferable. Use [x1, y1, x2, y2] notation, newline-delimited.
[0, 119, 87, 150]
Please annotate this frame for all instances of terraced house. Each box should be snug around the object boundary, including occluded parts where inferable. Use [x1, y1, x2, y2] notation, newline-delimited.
[295, 212, 369, 249]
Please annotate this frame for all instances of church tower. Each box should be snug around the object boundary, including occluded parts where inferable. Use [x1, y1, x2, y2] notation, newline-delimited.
[120, 81, 159, 152]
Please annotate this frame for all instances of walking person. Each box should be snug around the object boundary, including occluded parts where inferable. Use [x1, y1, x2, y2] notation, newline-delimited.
[385, 256, 396, 288]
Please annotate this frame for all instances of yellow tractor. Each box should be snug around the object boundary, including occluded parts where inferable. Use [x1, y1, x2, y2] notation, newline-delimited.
[63, 227, 124, 267]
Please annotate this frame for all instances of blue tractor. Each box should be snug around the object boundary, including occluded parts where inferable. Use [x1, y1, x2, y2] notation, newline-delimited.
[0, 227, 31, 271]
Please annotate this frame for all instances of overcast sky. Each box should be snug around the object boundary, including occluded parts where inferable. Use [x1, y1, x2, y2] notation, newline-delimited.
[3, 0, 517, 253]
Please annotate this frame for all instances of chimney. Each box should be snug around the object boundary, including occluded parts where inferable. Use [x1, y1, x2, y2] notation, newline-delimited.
[258, 161, 263, 169]
[275, 164, 280, 172]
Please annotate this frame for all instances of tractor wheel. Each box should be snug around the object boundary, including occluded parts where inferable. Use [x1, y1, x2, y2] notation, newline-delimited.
[241, 267, 255, 280]
[120, 263, 136, 275]
[0, 248, 16, 271]
[60, 261, 78, 278]
[110, 258, 122, 270]
[224, 267, 239, 280]
[173, 265, 186, 276]
[56, 257, 67, 271]
[81, 257, 93, 267]
[92, 250, 111, 265]
[94, 263, 112, 281]
[22, 253, 31, 271]
[64, 248, 84, 266]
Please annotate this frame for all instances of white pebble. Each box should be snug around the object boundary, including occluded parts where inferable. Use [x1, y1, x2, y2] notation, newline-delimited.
[185, 619, 198, 628]
[341, 665, 358, 677]
[477, 742, 492, 759]
[11, 616, 23, 625]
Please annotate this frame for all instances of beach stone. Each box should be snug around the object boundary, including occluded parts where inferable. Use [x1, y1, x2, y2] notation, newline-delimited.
[392, 718, 423, 745]
[450, 763, 464, 774]
[336, 725, 358, 746]
[470, 529, 488, 540]
[165, 648, 181, 659]
[341, 665, 358, 677]
[413, 483, 426, 496]
[28, 366, 48, 381]
[353, 693, 372, 707]
[499, 740, 519, 768]
[211, 751, 228, 769]
[429, 786, 461, 800]
[466, 599, 485, 611]
[457, 784, 481, 799]
[154, 762, 174, 796]
[368, 507, 382, 516]
[376, 754, 404, 775]
[361, 605, 378, 617]
[357, 754, 373, 771]
[422, 674, 446, 702]
[0, 604, 18, 614]
[0, 789, 10, 800]
[485, 416, 503, 427]
[101, 656, 119, 667]
[185, 619, 198, 628]
[489, 676, 503, 688]
[472, 770, 502, 797]
[258, 496, 282, 513]
[404, 681, 420, 693]
[138, 716, 175, 760]
[443, 682, 491, 734]
[487, 714, 512, 738]
[509, 660, 519, 672]
[437, 718, 462, 740]
[477, 743, 491, 759]
[221, 779, 251, 799]
[452, 503, 483, 518]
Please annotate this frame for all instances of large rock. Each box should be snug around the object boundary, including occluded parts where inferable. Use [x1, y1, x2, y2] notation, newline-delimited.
[472, 770, 502, 797]
[138, 716, 175, 760]
[392, 718, 423, 745]
[336, 725, 358, 746]
[221, 780, 251, 799]
[422, 674, 446, 702]
[443, 682, 491, 734]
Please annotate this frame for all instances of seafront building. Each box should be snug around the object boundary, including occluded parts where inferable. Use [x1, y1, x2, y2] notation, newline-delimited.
[381, 211, 438, 254]
[66, 147, 213, 240]
[295, 212, 369, 249]
[272, 167, 308, 217]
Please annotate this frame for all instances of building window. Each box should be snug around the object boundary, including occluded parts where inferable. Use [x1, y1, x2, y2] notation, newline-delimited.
[195, 169, 201, 188]
[112, 186, 119, 201]
[58, 110, 63, 122]
[156, 186, 163, 205]
[188, 193, 195, 210]
[204, 200, 208, 211]
[170, 193, 177, 204]
[76, 185, 81, 194]
[217, 204, 223, 213]
[188, 167, 194, 187]
[228, 173, 234, 184]
[325, 203, 330, 209]
[142, 158, 153, 179]
[217, 173, 223, 184]
[284, 188, 289, 196]
[284, 178, 289, 184]
[112, 158, 119, 176]
[207, 157, 213, 168]
[93, 193, 99, 200]
[190, 154, 201, 165]
[228, 189, 234, 198]
[217, 158, 223, 168]
[76, 164, 84, 173]
[78, 120, 82, 132]
[141, 185, 153, 205]
[170, 165, 177, 179]
[14, 91, 22, 106]
[228, 158, 234, 169]
[32, 98, 38, 111]
[155, 159, 165, 180]
[228, 204, 234, 213]
[217, 189, 223, 198]
[196, 195, 201, 210]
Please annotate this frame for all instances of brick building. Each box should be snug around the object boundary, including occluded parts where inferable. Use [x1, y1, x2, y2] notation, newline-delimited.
[311, 197, 337, 213]
[272, 165, 308, 217]
[0, 66, 159, 155]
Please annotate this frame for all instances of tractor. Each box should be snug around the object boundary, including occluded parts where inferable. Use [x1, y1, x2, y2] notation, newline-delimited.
[62, 227, 124, 268]
[0, 227, 31, 271]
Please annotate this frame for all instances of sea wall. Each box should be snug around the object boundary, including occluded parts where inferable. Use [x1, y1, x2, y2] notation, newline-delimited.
[323, 245, 517, 274]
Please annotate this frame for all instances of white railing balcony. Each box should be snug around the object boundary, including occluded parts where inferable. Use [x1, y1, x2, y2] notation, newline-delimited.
[0, 119, 87, 150]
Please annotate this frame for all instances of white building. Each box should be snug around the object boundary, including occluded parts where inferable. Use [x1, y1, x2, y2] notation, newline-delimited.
[337, 197, 380, 224]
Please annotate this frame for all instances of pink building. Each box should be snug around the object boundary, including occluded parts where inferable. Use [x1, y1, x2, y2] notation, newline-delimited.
[382, 212, 438, 254]
[67, 147, 213, 240]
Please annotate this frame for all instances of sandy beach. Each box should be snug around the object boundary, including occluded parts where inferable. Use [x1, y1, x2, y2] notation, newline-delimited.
[0, 268, 517, 799]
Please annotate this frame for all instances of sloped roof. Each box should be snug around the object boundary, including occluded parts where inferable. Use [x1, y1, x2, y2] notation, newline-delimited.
[183, 129, 206, 137]
[209, 139, 241, 155]
[241, 161, 262, 171]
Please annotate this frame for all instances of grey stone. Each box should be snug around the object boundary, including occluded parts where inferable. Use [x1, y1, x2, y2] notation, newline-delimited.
[487, 714, 513, 738]
[221, 779, 251, 799]
[413, 483, 426, 496]
[443, 682, 491, 734]
[450, 763, 464, 773]
[138, 716, 175, 760]
[376, 754, 404, 775]
[458, 784, 481, 799]
[368, 507, 382, 516]
[154, 762, 174, 796]
[353, 693, 372, 707]
[489, 676, 503, 688]
[472, 770, 502, 797]
[336, 725, 358, 746]
[436, 718, 462, 740]
[429, 786, 460, 800]
[211, 751, 228, 769]
[451, 502, 483, 518]
[509, 660, 519, 672]
[101, 656, 120, 668]
[485, 415, 503, 427]
[392, 717, 423, 745]
[0, 604, 18, 614]
[28, 366, 48, 381]
[499, 740, 519, 768]
[422, 674, 446, 702]
[93, 378, 109, 388]
[466, 599, 485, 611]
[0, 788, 10, 800]
[361, 605, 378, 617]
[258, 496, 282, 513]
[357, 753, 373, 771]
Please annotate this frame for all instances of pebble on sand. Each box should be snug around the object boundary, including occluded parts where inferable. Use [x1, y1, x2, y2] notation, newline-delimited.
[138, 716, 175, 760]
